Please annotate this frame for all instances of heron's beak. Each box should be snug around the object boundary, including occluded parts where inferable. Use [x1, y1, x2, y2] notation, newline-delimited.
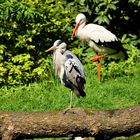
[46, 46, 55, 52]
[71, 23, 79, 40]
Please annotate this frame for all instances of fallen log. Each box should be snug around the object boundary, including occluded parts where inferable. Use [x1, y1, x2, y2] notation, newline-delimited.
[0, 105, 140, 140]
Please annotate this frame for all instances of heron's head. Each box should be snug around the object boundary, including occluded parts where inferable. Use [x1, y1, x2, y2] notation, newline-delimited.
[46, 40, 67, 54]
[71, 13, 86, 40]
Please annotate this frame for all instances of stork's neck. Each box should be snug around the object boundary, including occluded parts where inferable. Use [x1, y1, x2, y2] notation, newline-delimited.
[76, 22, 86, 37]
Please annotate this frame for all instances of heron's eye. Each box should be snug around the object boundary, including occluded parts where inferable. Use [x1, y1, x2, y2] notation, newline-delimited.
[57, 40, 63, 46]
[61, 47, 66, 53]
[61, 47, 65, 50]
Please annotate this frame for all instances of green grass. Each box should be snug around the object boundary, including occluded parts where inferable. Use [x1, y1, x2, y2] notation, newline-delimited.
[0, 62, 140, 140]
[1, 64, 140, 112]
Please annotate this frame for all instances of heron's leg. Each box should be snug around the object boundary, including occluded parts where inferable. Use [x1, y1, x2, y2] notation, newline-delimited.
[69, 91, 73, 109]
[62, 91, 73, 114]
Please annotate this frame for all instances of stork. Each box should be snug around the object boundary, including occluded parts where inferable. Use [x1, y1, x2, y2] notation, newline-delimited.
[71, 13, 128, 81]
[46, 40, 86, 109]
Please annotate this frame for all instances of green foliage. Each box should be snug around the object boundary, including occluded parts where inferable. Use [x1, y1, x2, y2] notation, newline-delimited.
[67, 0, 140, 34]
[0, 0, 140, 86]
[0, 0, 72, 86]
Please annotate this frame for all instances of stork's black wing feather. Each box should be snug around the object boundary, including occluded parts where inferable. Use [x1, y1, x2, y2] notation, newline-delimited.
[97, 40, 128, 60]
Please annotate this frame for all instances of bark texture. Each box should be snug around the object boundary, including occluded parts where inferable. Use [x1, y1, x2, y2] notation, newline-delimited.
[0, 105, 140, 140]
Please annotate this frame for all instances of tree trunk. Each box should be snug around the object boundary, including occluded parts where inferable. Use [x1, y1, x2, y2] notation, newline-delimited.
[0, 105, 140, 140]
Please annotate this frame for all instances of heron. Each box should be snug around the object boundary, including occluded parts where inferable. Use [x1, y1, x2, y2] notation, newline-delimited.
[71, 13, 128, 80]
[46, 40, 86, 109]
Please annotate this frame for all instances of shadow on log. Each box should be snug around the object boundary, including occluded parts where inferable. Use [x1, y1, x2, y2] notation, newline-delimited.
[0, 105, 140, 140]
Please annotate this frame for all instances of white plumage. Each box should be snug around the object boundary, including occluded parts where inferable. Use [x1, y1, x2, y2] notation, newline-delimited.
[72, 13, 128, 59]
[46, 40, 86, 108]
[77, 23, 117, 43]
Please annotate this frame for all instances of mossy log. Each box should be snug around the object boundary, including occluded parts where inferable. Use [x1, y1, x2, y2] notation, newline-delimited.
[0, 105, 140, 140]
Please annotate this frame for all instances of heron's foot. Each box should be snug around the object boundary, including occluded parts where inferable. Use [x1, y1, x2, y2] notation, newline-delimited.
[62, 105, 74, 114]
[90, 55, 105, 62]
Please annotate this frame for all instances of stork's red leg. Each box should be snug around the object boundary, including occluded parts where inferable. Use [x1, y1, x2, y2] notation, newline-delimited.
[97, 60, 101, 81]
[90, 55, 105, 81]
[90, 55, 105, 62]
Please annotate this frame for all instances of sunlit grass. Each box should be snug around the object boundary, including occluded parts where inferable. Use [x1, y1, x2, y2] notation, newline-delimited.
[0, 63, 140, 111]
[0, 63, 140, 140]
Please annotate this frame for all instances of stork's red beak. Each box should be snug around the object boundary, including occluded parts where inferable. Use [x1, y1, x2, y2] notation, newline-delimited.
[71, 23, 79, 40]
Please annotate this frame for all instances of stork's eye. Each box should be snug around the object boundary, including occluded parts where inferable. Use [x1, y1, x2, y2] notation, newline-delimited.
[80, 19, 84, 24]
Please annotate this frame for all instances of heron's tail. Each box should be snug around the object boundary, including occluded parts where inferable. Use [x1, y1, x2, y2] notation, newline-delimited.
[80, 90, 86, 97]
[74, 76, 86, 97]
[74, 88, 86, 98]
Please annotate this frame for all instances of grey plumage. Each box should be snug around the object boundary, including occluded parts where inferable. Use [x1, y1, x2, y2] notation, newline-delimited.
[46, 40, 86, 107]
[63, 52, 86, 97]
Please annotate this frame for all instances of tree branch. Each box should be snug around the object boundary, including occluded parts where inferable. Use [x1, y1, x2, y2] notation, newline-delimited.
[0, 105, 140, 140]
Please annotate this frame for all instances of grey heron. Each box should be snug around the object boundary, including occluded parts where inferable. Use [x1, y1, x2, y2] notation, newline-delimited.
[46, 40, 86, 108]
[71, 13, 128, 80]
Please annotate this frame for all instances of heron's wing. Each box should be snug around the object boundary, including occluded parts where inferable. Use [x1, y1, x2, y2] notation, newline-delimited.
[64, 58, 85, 85]
[65, 51, 85, 78]
[64, 58, 86, 97]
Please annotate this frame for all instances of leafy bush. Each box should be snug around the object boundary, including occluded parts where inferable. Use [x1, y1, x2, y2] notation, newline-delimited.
[0, 0, 72, 86]
[0, 0, 140, 86]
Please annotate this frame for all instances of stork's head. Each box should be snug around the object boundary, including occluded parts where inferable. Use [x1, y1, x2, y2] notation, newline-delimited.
[76, 13, 86, 24]
[46, 40, 67, 54]
[71, 13, 86, 40]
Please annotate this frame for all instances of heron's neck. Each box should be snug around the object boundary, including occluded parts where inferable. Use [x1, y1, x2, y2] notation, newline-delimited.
[53, 51, 66, 75]
[54, 51, 65, 65]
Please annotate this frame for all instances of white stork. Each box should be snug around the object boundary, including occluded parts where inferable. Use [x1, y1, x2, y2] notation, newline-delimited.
[46, 40, 86, 108]
[71, 13, 128, 80]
